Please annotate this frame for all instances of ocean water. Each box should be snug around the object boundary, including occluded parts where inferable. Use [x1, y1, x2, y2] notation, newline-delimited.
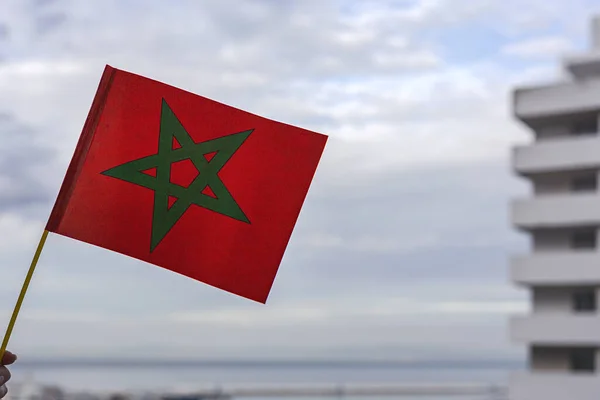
[8, 361, 522, 398]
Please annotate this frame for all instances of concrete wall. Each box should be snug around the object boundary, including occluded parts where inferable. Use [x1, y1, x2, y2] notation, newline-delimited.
[531, 228, 598, 251]
[530, 346, 571, 371]
[532, 174, 572, 195]
[531, 170, 597, 195]
[532, 229, 571, 251]
[534, 125, 571, 141]
[529, 346, 600, 373]
[532, 287, 573, 313]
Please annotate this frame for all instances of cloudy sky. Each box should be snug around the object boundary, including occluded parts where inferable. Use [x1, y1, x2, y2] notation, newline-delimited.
[0, 0, 598, 362]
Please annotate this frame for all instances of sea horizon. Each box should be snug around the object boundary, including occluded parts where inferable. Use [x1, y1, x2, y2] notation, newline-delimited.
[6, 357, 523, 397]
[11, 357, 524, 369]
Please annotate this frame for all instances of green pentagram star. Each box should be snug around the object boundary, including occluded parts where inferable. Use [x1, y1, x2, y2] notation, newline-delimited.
[102, 99, 252, 252]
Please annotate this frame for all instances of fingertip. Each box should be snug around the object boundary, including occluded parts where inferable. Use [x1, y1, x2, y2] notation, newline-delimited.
[1, 351, 17, 365]
[0, 384, 7, 398]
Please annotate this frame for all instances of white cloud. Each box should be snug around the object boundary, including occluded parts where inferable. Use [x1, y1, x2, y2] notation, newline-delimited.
[299, 233, 439, 254]
[168, 298, 527, 327]
[0, 60, 85, 77]
[502, 36, 574, 58]
[0, 0, 584, 362]
[0, 213, 43, 253]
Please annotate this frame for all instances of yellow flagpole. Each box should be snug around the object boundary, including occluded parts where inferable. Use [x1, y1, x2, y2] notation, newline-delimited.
[0, 230, 49, 361]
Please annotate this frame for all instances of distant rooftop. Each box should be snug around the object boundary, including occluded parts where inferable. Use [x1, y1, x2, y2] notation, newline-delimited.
[592, 15, 600, 49]
[563, 15, 600, 80]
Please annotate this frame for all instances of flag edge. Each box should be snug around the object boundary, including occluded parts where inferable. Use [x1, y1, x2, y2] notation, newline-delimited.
[46, 64, 117, 232]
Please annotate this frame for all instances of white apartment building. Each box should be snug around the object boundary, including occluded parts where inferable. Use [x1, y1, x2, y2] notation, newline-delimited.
[509, 16, 600, 400]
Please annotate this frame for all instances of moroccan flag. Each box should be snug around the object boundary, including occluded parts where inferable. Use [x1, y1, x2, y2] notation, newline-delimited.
[46, 65, 327, 303]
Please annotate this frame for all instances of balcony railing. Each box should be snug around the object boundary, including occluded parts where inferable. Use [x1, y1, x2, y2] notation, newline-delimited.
[512, 193, 600, 229]
[511, 252, 600, 285]
[511, 314, 600, 345]
[510, 372, 600, 400]
[514, 79, 600, 123]
[513, 135, 600, 175]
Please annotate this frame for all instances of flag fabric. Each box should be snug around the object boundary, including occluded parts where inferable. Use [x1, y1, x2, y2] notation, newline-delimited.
[46, 65, 327, 303]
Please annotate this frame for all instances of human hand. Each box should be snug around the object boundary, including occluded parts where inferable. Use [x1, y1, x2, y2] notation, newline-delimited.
[0, 351, 17, 399]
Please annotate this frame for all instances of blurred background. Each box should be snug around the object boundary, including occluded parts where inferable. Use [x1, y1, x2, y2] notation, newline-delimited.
[2, 0, 600, 399]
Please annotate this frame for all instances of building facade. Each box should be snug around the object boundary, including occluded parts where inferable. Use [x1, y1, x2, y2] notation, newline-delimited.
[510, 16, 600, 400]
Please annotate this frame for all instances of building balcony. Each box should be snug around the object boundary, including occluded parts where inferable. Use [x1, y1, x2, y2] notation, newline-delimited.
[513, 136, 600, 175]
[511, 252, 600, 286]
[510, 372, 600, 400]
[512, 193, 600, 230]
[563, 50, 600, 80]
[514, 79, 600, 127]
[511, 314, 600, 345]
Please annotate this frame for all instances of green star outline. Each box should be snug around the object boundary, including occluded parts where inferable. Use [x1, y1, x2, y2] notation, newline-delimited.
[101, 99, 252, 252]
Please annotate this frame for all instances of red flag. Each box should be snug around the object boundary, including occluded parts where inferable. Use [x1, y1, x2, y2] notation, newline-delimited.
[46, 65, 327, 303]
